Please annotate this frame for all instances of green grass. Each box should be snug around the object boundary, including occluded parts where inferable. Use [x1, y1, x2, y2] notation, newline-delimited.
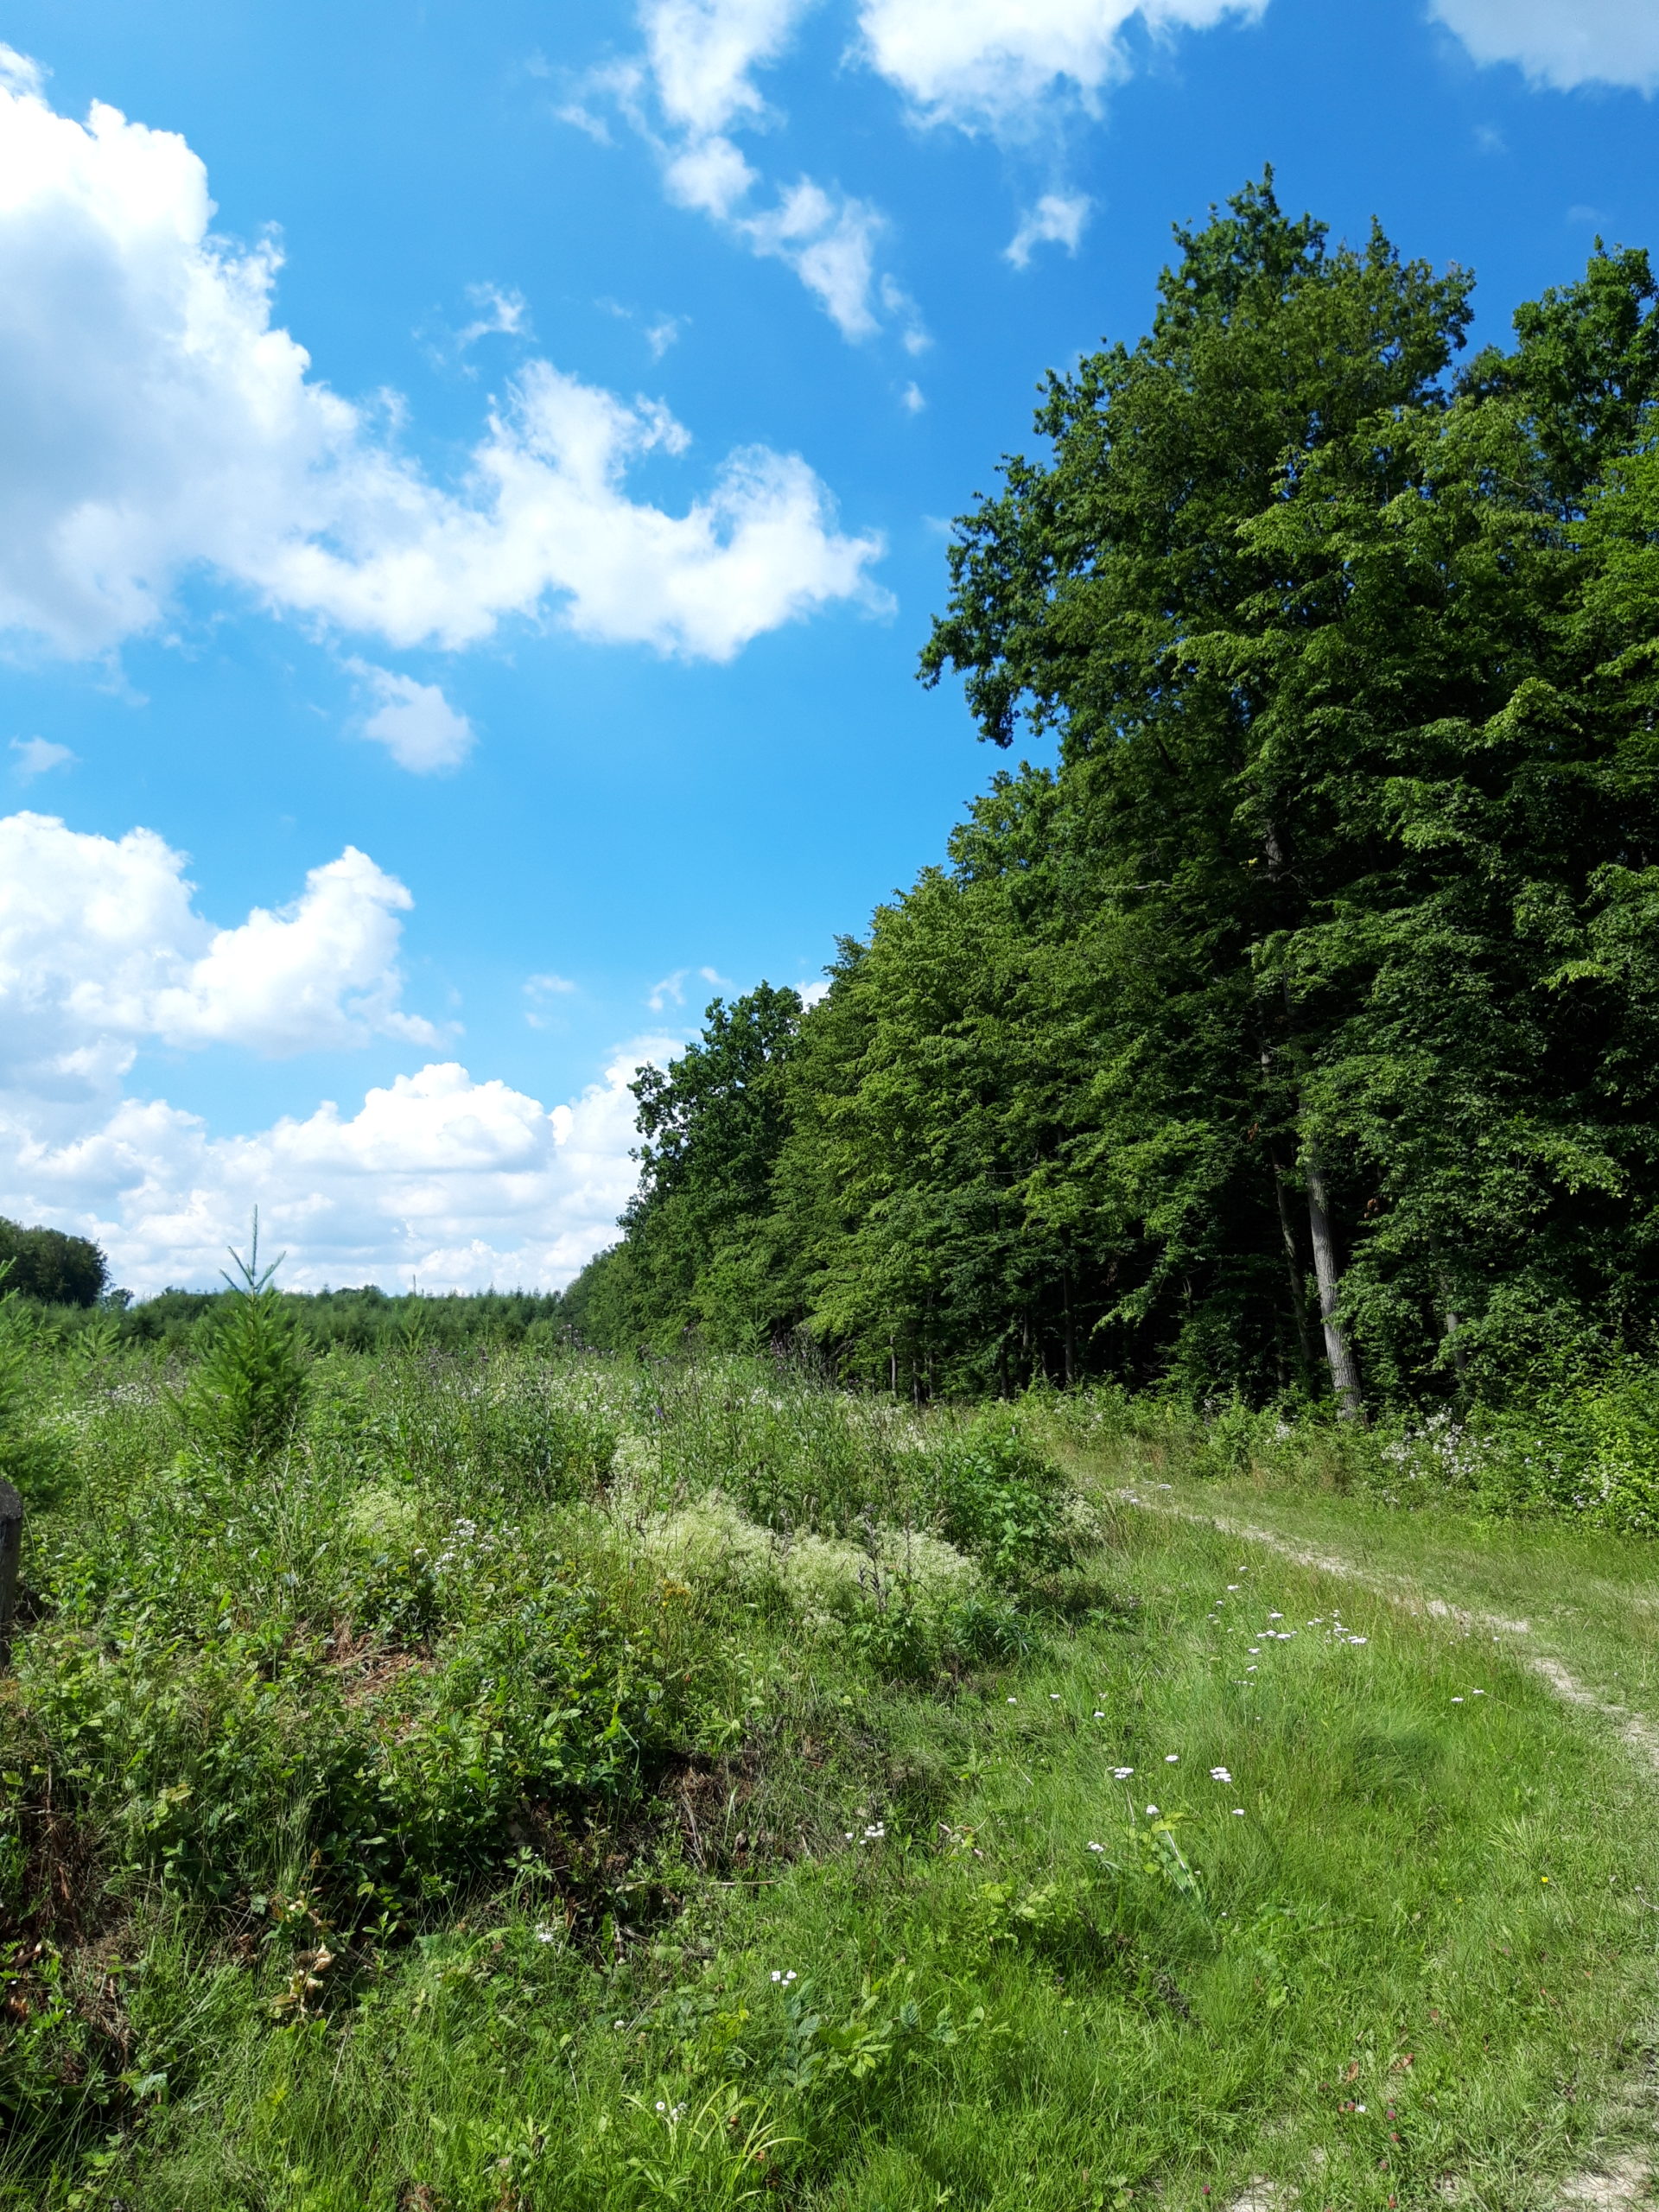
[3, 1343, 1657, 2209]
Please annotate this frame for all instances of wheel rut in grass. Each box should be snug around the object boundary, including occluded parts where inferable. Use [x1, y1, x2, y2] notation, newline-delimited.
[1112, 1485, 1659, 1779]
[1108, 1487, 1659, 2212]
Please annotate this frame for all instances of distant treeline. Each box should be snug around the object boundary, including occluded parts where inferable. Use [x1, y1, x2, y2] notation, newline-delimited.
[0, 1217, 572, 1351]
[566, 179, 1659, 1416]
[113, 1285, 574, 1352]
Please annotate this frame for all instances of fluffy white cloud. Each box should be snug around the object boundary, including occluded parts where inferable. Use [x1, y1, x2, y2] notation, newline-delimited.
[598, 1, 916, 344]
[601, 0, 1262, 322]
[662, 134, 893, 340]
[741, 180, 887, 338]
[10, 735, 74, 779]
[1428, 0, 1659, 93]
[272, 363, 885, 655]
[644, 0, 814, 135]
[352, 664, 476, 774]
[2, 1051, 667, 1294]
[0, 804, 667, 1291]
[855, 0, 1267, 131]
[1006, 191, 1092, 266]
[0, 813, 435, 1120]
[0, 56, 881, 659]
[455, 283, 530, 349]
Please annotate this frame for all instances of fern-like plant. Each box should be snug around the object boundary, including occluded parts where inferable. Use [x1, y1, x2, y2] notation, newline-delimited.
[184, 1213, 309, 1465]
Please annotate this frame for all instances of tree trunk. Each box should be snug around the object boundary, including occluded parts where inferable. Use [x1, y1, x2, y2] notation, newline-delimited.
[1257, 1028, 1316, 1388]
[1304, 1135, 1364, 1421]
[1268, 1149, 1317, 1382]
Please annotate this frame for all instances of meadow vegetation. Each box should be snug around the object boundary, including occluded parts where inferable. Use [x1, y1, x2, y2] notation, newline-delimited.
[3, 1287, 1657, 2210]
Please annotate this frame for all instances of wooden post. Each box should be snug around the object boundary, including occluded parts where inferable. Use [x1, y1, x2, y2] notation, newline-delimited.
[0, 1478, 20, 1666]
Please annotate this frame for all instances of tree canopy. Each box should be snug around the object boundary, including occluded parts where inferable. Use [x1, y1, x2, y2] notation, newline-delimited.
[0, 1217, 109, 1307]
[569, 178, 1659, 1414]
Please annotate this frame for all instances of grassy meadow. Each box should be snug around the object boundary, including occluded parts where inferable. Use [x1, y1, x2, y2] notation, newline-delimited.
[3, 1322, 1657, 2209]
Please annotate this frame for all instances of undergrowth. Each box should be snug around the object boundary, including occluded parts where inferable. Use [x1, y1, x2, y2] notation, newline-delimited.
[1039, 1369, 1659, 1535]
[1, 1307, 1656, 2209]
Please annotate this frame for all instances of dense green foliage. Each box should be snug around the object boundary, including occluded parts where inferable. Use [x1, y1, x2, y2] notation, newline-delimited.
[0, 1220, 107, 1309]
[3, 1311, 1658, 2209]
[573, 179, 1659, 1419]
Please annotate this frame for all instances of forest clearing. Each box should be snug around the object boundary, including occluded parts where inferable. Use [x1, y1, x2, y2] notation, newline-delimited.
[3, 1309, 1659, 2211]
[7, 147, 1659, 2212]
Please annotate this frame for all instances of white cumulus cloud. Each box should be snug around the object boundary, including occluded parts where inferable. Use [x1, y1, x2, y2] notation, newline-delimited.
[856, 0, 1267, 132]
[0, 813, 435, 1122]
[0, 804, 676, 1292]
[1006, 190, 1092, 266]
[645, 0, 814, 135]
[351, 664, 476, 774]
[0, 56, 881, 660]
[455, 282, 530, 349]
[593, 0, 1262, 321]
[741, 180, 887, 337]
[1428, 0, 1659, 93]
[2, 1050, 668, 1294]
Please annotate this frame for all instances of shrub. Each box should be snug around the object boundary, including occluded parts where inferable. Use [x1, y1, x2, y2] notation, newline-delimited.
[919, 1407, 1073, 1584]
[369, 1351, 619, 1503]
[23, 1493, 723, 1918]
[628, 1491, 1008, 1676]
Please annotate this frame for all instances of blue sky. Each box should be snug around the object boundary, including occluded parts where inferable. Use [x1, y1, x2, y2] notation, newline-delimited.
[0, 0, 1656, 1292]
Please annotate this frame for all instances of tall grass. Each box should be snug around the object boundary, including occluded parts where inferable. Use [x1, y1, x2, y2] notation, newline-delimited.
[0, 1322, 1655, 2209]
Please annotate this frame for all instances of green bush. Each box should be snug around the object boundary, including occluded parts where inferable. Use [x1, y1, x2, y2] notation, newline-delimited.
[24, 1481, 723, 1917]
[1373, 1370, 1659, 1530]
[920, 1408, 1073, 1584]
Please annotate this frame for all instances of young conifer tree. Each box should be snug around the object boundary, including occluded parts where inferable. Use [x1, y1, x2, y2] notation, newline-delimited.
[185, 1213, 309, 1465]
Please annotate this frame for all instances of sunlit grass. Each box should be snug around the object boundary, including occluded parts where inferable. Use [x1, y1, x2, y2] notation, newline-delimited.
[2, 1351, 1656, 2209]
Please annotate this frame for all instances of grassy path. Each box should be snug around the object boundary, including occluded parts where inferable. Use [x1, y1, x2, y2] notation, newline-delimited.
[1106, 1473, 1659, 1783]
[1077, 1456, 1659, 2210]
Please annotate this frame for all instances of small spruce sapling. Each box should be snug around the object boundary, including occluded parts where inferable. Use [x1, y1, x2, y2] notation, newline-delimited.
[184, 1212, 309, 1465]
